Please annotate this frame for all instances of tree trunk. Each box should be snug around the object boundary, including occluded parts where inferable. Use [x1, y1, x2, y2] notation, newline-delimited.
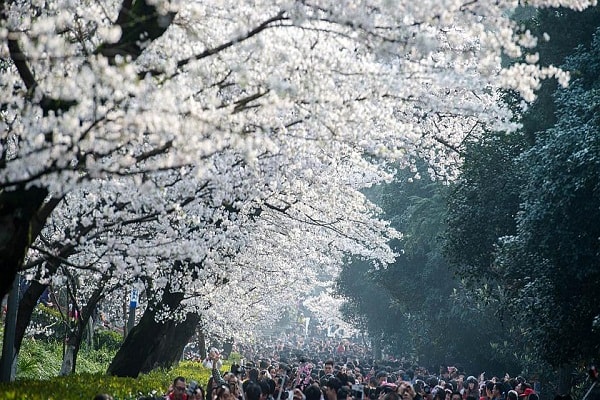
[222, 338, 234, 359]
[107, 291, 200, 377]
[198, 330, 207, 359]
[0, 187, 49, 300]
[60, 341, 76, 376]
[14, 281, 48, 354]
[0, 188, 59, 377]
[87, 317, 94, 347]
[68, 281, 108, 374]
[0, 275, 19, 382]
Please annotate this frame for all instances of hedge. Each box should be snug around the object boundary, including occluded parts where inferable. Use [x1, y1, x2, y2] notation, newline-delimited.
[0, 361, 214, 400]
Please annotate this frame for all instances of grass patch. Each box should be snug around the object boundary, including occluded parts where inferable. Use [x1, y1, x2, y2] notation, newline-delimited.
[0, 333, 230, 400]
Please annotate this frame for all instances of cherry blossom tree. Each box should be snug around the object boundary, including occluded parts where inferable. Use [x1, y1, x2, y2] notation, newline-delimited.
[1, 0, 595, 376]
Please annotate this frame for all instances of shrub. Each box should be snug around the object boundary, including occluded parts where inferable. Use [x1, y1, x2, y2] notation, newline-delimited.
[16, 337, 118, 379]
[17, 339, 62, 379]
[95, 329, 124, 352]
[27, 304, 68, 341]
[0, 361, 215, 400]
[2, 325, 222, 399]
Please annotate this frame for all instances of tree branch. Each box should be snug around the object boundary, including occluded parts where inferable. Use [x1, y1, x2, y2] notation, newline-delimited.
[177, 11, 287, 70]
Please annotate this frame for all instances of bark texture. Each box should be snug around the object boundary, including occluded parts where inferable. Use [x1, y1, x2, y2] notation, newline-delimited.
[107, 291, 200, 377]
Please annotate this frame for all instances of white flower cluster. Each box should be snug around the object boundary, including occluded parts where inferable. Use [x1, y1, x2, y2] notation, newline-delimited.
[3, 0, 593, 334]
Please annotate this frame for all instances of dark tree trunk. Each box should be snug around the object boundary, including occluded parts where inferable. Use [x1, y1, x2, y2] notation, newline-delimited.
[0, 188, 59, 375]
[68, 283, 106, 374]
[107, 291, 200, 377]
[222, 338, 234, 359]
[0, 187, 49, 300]
[14, 281, 48, 354]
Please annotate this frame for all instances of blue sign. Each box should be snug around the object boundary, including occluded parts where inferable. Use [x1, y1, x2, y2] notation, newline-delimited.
[129, 288, 138, 308]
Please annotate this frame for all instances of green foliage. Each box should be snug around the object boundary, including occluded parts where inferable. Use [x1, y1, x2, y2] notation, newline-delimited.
[1, 330, 219, 398]
[443, 130, 527, 286]
[336, 257, 409, 357]
[337, 166, 522, 374]
[76, 346, 119, 374]
[28, 304, 69, 340]
[517, 7, 600, 138]
[0, 361, 213, 400]
[338, 6, 600, 377]
[444, 6, 600, 373]
[95, 329, 124, 352]
[17, 339, 63, 379]
[495, 27, 600, 367]
[227, 351, 243, 364]
[16, 337, 118, 379]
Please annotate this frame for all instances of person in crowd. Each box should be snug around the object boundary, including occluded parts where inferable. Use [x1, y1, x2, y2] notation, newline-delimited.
[246, 382, 264, 400]
[324, 377, 343, 400]
[293, 388, 307, 400]
[248, 368, 260, 384]
[367, 377, 380, 395]
[204, 348, 224, 370]
[519, 388, 535, 400]
[382, 392, 401, 400]
[379, 382, 397, 400]
[490, 383, 504, 400]
[462, 377, 479, 400]
[433, 386, 447, 400]
[187, 381, 205, 400]
[398, 383, 419, 400]
[226, 373, 242, 400]
[261, 369, 273, 380]
[260, 378, 271, 400]
[376, 371, 389, 387]
[338, 387, 353, 400]
[413, 379, 430, 400]
[166, 376, 190, 400]
[207, 377, 219, 399]
[269, 366, 278, 378]
[193, 332, 573, 400]
[483, 382, 495, 400]
[355, 371, 364, 385]
[506, 391, 518, 400]
[515, 381, 529, 397]
[214, 383, 231, 400]
[305, 384, 323, 400]
[322, 360, 335, 379]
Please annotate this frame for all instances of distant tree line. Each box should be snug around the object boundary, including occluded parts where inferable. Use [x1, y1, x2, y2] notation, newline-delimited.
[335, 6, 600, 391]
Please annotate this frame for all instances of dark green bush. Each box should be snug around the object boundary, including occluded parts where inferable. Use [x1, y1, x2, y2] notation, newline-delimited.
[95, 329, 124, 352]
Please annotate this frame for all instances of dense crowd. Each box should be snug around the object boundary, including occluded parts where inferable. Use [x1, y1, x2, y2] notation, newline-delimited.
[159, 350, 543, 400]
[157, 329, 546, 400]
